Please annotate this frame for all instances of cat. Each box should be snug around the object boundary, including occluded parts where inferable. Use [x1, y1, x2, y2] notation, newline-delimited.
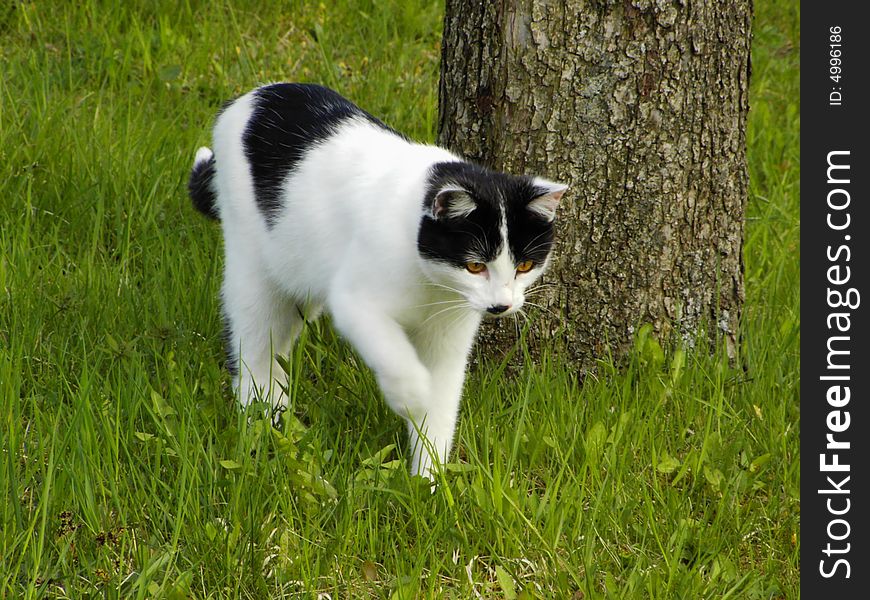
[188, 83, 566, 479]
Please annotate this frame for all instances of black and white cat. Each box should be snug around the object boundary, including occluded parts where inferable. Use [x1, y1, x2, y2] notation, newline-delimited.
[188, 83, 566, 479]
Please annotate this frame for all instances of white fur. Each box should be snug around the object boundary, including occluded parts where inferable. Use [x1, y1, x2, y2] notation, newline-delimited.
[527, 179, 568, 222]
[201, 92, 554, 479]
[433, 185, 477, 219]
[194, 146, 213, 165]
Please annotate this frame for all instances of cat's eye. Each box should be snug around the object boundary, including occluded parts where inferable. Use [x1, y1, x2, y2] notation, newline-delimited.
[515, 260, 535, 273]
[465, 262, 487, 274]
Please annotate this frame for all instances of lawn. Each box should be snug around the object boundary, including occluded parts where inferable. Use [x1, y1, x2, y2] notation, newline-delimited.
[0, 1, 799, 598]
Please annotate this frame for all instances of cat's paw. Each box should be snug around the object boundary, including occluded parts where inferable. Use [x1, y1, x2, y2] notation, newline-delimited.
[237, 375, 288, 412]
[377, 365, 432, 419]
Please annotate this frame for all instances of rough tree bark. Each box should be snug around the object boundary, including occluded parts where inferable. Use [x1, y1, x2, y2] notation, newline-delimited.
[439, 0, 751, 369]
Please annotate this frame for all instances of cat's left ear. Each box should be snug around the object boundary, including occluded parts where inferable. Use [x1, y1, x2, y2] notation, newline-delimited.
[526, 178, 568, 222]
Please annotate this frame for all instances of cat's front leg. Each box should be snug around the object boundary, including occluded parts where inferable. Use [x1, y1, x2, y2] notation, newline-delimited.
[328, 293, 439, 472]
[329, 300, 431, 419]
[405, 359, 464, 479]
[409, 314, 481, 479]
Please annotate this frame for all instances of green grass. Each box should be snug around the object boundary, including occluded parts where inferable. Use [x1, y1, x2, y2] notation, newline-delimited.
[1, 1, 799, 598]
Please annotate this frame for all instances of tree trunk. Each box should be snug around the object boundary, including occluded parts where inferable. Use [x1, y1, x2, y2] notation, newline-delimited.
[439, 0, 751, 369]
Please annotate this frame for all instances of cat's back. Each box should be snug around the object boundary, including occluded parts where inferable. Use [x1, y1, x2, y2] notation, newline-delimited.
[213, 82, 404, 226]
[210, 83, 456, 300]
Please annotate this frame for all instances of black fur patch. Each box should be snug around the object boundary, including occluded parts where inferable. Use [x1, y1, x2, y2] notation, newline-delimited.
[242, 83, 402, 226]
[417, 161, 556, 268]
[188, 155, 218, 220]
[221, 314, 238, 376]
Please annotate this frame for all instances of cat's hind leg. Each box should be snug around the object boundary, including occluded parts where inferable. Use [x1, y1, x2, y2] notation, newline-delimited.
[221, 258, 304, 410]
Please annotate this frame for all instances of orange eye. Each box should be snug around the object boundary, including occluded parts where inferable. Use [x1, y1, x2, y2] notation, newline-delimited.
[516, 260, 534, 273]
[465, 262, 487, 274]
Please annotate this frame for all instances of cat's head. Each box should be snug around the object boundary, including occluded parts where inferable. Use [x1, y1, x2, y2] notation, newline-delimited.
[417, 161, 567, 317]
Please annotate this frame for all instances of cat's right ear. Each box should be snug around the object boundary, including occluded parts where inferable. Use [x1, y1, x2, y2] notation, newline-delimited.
[432, 186, 476, 220]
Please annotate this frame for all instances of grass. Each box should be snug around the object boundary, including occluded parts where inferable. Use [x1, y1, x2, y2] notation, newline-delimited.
[1, 0, 799, 598]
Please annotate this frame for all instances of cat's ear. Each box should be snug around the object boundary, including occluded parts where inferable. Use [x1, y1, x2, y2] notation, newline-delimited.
[432, 186, 477, 220]
[526, 178, 568, 222]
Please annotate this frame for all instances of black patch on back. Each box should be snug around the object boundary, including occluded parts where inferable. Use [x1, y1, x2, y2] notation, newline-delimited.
[242, 83, 402, 226]
[417, 161, 556, 268]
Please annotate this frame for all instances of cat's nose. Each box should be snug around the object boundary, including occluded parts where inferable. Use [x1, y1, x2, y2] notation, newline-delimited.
[486, 304, 511, 315]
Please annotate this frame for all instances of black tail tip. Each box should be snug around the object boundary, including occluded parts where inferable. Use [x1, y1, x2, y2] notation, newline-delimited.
[188, 147, 219, 220]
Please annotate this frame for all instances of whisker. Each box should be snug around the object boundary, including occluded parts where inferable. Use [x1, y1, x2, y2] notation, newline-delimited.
[420, 307, 457, 327]
[413, 298, 468, 309]
[445, 306, 476, 331]
[515, 307, 528, 325]
[447, 306, 477, 331]
[522, 241, 555, 257]
[417, 281, 466, 296]
[521, 231, 552, 255]
[467, 220, 492, 254]
[420, 303, 472, 327]
[523, 300, 560, 319]
[527, 281, 558, 288]
[524, 283, 558, 297]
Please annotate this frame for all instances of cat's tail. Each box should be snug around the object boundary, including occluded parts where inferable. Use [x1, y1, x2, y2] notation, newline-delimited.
[188, 147, 220, 220]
